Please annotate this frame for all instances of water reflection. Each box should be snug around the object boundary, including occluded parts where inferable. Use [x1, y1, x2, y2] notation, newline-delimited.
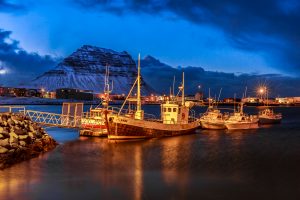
[0, 111, 300, 200]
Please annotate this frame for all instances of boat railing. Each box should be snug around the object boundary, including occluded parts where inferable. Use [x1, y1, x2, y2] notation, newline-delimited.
[144, 113, 157, 120]
[189, 109, 198, 122]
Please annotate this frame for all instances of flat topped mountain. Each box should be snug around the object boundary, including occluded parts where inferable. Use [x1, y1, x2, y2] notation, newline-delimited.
[30, 45, 154, 94]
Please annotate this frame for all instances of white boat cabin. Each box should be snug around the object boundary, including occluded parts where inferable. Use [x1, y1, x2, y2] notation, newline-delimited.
[89, 108, 104, 119]
[161, 101, 189, 124]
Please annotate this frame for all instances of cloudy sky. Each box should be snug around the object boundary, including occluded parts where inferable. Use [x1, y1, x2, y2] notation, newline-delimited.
[0, 0, 300, 86]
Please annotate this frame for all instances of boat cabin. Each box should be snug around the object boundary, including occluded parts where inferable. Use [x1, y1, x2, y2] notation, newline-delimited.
[89, 108, 104, 118]
[161, 101, 189, 124]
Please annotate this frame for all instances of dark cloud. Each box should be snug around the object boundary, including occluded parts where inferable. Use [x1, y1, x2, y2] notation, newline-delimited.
[0, 0, 25, 12]
[74, 0, 300, 75]
[0, 29, 58, 86]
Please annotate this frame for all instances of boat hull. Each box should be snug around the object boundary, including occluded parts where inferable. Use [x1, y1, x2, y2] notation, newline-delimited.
[107, 117, 200, 140]
[200, 120, 226, 130]
[80, 128, 108, 137]
[225, 122, 259, 130]
[259, 117, 281, 124]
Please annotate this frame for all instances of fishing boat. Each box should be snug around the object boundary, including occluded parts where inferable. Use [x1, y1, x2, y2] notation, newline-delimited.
[199, 88, 229, 130]
[257, 88, 282, 124]
[106, 55, 200, 140]
[80, 65, 113, 137]
[200, 106, 228, 129]
[258, 108, 282, 124]
[225, 103, 259, 130]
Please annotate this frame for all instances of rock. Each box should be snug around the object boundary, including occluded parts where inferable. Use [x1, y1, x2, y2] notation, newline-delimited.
[7, 118, 15, 126]
[0, 138, 9, 148]
[9, 134, 19, 148]
[14, 127, 27, 135]
[0, 146, 8, 154]
[28, 131, 36, 138]
[0, 113, 57, 170]
[0, 127, 10, 138]
[19, 135, 32, 144]
[19, 141, 27, 147]
[9, 131, 18, 139]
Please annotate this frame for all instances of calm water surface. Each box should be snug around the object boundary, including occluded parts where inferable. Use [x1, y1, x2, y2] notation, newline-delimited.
[0, 105, 300, 200]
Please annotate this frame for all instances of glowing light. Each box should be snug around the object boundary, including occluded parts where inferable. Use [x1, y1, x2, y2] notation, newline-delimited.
[0, 68, 7, 75]
[259, 88, 264, 94]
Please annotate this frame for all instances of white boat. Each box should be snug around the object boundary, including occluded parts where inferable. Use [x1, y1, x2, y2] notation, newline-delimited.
[200, 107, 228, 129]
[259, 108, 282, 124]
[225, 103, 259, 130]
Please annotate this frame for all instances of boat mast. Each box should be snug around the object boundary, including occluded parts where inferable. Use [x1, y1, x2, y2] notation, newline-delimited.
[137, 53, 141, 112]
[173, 75, 175, 99]
[182, 72, 185, 106]
[102, 64, 112, 108]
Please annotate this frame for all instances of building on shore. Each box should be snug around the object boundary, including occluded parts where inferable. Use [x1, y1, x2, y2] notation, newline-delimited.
[56, 88, 94, 101]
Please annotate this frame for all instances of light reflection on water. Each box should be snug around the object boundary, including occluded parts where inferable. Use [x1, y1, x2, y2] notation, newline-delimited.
[0, 106, 300, 199]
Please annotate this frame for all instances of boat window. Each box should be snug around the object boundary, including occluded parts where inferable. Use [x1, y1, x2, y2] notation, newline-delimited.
[168, 108, 172, 112]
[173, 108, 177, 112]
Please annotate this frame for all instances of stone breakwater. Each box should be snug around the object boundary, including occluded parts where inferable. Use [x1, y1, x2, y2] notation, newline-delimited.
[0, 113, 57, 169]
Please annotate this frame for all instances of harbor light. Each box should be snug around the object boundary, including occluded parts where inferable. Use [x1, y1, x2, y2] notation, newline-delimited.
[259, 88, 264, 94]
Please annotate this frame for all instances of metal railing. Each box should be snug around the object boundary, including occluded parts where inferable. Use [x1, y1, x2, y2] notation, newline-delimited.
[25, 110, 82, 128]
[0, 106, 25, 114]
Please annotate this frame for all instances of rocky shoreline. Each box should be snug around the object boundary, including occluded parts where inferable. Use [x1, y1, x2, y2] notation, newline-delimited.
[0, 113, 57, 169]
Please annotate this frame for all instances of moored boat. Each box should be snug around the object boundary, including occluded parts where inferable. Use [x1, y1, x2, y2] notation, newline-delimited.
[80, 108, 110, 137]
[225, 103, 259, 130]
[200, 107, 228, 130]
[80, 65, 113, 137]
[259, 108, 282, 124]
[107, 55, 200, 140]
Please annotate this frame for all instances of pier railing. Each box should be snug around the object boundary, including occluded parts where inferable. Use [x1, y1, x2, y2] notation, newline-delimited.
[25, 110, 82, 128]
[0, 106, 25, 114]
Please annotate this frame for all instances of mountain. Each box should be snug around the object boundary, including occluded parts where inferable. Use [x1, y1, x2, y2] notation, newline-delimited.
[30, 45, 154, 94]
[140, 55, 300, 98]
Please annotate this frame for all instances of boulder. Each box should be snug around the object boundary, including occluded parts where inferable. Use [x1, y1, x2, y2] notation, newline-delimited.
[0, 146, 8, 154]
[0, 138, 10, 148]
[19, 141, 27, 147]
[0, 127, 10, 138]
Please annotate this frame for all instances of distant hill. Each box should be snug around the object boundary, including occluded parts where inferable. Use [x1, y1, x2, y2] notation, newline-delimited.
[140, 55, 300, 98]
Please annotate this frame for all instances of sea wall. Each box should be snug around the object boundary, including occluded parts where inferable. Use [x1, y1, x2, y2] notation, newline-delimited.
[0, 113, 57, 169]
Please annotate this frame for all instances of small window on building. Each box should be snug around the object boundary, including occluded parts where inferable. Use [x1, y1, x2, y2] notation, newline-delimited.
[163, 108, 167, 112]
[179, 108, 181, 113]
[173, 108, 177, 112]
[168, 108, 171, 112]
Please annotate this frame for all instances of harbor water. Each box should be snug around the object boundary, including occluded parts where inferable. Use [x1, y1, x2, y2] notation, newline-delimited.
[0, 105, 300, 200]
